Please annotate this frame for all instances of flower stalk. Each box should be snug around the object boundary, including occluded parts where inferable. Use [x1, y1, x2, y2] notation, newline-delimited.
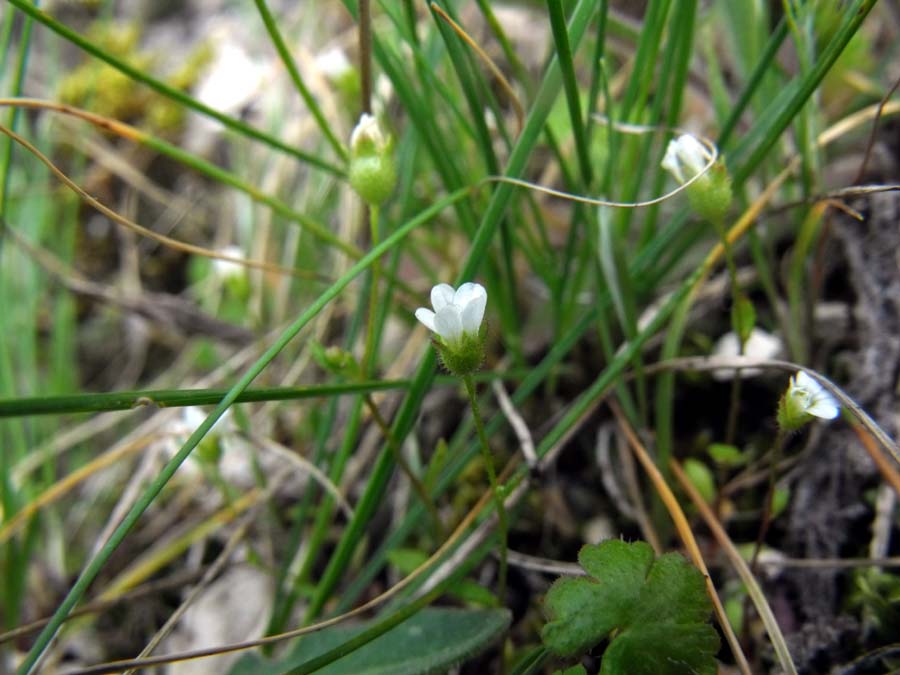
[662, 133, 747, 444]
[416, 282, 507, 599]
[463, 373, 508, 602]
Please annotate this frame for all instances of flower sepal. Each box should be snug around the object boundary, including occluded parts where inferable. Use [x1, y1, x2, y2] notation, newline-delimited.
[432, 329, 485, 377]
[687, 161, 732, 225]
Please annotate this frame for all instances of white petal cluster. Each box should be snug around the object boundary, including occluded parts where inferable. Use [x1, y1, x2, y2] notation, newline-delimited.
[786, 371, 840, 420]
[415, 282, 487, 345]
[661, 133, 713, 185]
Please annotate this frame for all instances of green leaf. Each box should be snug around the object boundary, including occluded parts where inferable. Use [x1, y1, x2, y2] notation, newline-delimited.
[682, 459, 716, 504]
[555, 666, 588, 675]
[423, 438, 449, 493]
[228, 607, 511, 675]
[541, 540, 719, 675]
[707, 443, 746, 467]
[771, 486, 790, 519]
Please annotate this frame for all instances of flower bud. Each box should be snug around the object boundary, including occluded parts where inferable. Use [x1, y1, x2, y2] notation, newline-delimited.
[776, 371, 840, 432]
[661, 134, 733, 224]
[349, 113, 396, 206]
[312, 342, 360, 377]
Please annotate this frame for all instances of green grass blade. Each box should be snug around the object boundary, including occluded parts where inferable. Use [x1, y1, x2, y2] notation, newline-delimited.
[718, 17, 787, 149]
[252, 0, 348, 162]
[731, 0, 876, 182]
[0, 381, 412, 418]
[548, 0, 592, 185]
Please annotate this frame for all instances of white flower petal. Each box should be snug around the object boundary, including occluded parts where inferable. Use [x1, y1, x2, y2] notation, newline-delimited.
[793, 371, 820, 394]
[350, 113, 385, 151]
[661, 141, 685, 184]
[711, 328, 783, 381]
[453, 282, 484, 307]
[434, 305, 463, 343]
[788, 371, 840, 420]
[460, 289, 487, 334]
[807, 397, 840, 420]
[675, 134, 711, 176]
[431, 283, 456, 312]
[415, 308, 436, 332]
[212, 245, 247, 280]
[662, 134, 712, 185]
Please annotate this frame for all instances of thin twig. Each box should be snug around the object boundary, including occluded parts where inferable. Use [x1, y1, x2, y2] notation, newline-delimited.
[492, 379, 537, 468]
[853, 73, 900, 184]
[359, 0, 373, 113]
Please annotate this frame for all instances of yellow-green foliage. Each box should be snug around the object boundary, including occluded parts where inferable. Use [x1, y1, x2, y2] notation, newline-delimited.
[58, 21, 212, 134]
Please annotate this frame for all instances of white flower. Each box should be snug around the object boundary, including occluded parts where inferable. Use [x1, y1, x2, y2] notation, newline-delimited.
[711, 328, 783, 381]
[785, 371, 840, 420]
[415, 282, 487, 345]
[212, 245, 247, 281]
[661, 133, 712, 185]
[315, 47, 352, 80]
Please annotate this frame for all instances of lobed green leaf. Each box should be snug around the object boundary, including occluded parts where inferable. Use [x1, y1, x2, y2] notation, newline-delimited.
[542, 540, 719, 674]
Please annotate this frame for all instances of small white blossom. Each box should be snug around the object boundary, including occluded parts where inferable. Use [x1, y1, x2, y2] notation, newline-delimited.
[661, 133, 713, 185]
[711, 328, 783, 381]
[212, 245, 247, 281]
[315, 47, 352, 80]
[785, 371, 840, 420]
[415, 282, 486, 345]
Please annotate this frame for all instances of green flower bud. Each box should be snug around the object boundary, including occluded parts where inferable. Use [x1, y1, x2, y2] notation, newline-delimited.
[687, 162, 732, 225]
[349, 113, 396, 206]
[311, 342, 360, 378]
